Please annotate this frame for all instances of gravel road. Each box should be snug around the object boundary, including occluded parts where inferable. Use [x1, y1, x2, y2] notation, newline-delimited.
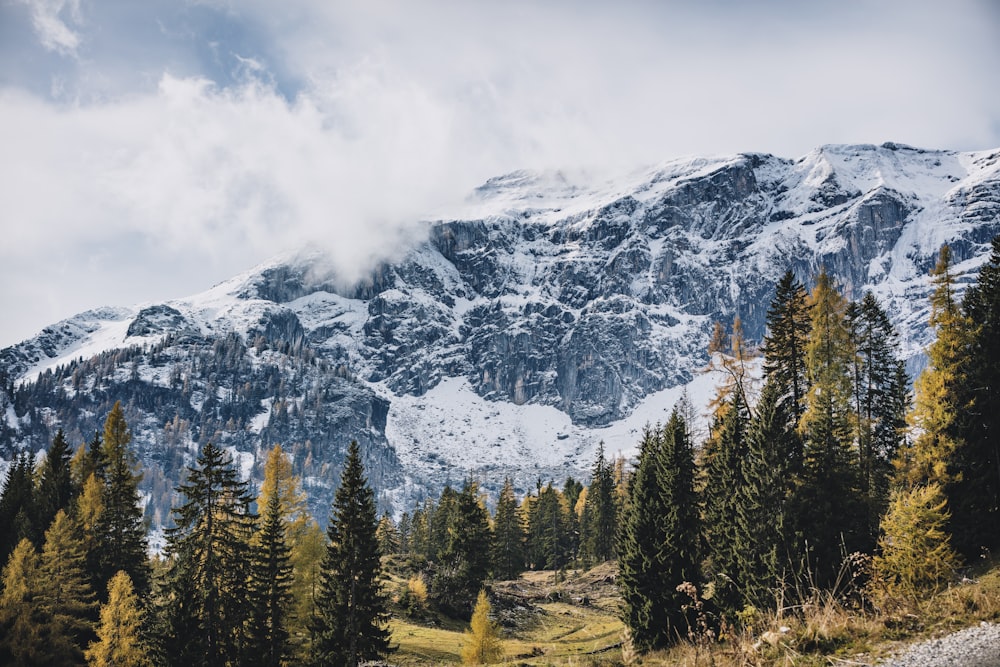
[878, 622, 1000, 667]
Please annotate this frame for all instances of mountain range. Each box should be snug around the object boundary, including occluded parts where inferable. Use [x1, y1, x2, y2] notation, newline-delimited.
[2, 142, 999, 528]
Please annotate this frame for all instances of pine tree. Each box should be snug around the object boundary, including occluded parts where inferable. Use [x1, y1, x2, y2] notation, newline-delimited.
[764, 270, 812, 423]
[36, 429, 76, 534]
[898, 245, 971, 489]
[434, 479, 492, 616]
[490, 477, 525, 580]
[618, 411, 700, 652]
[736, 377, 799, 610]
[870, 483, 960, 604]
[796, 269, 864, 584]
[701, 391, 750, 616]
[312, 441, 392, 666]
[0, 537, 72, 666]
[526, 482, 568, 571]
[461, 589, 504, 665]
[0, 452, 36, 565]
[163, 442, 257, 667]
[953, 235, 1000, 556]
[247, 483, 293, 667]
[580, 443, 617, 565]
[95, 402, 149, 596]
[85, 571, 151, 667]
[256, 445, 323, 658]
[847, 292, 909, 536]
[375, 513, 400, 555]
[39, 510, 97, 654]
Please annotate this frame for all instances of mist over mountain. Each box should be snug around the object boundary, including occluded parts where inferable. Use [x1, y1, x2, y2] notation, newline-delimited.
[2, 142, 999, 528]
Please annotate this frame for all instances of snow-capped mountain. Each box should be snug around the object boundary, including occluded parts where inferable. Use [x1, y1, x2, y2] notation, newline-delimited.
[2, 142, 999, 523]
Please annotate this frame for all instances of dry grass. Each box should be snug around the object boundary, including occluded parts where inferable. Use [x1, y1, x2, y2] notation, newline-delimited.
[385, 558, 1000, 666]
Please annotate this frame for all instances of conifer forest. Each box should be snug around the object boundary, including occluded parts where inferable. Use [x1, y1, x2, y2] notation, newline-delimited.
[2, 239, 1000, 666]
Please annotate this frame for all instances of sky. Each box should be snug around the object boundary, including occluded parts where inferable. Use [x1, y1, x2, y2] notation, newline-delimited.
[1, 0, 999, 348]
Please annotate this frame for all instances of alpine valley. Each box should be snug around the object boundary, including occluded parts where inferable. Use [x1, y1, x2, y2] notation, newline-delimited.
[3, 142, 1000, 530]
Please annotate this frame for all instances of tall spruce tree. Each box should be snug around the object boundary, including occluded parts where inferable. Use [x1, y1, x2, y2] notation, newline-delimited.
[36, 429, 76, 535]
[701, 391, 750, 616]
[796, 269, 865, 583]
[618, 410, 700, 652]
[954, 235, 1000, 556]
[0, 452, 36, 564]
[247, 483, 294, 667]
[581, 443, 618, 564]
[764, 270, 812, 424]
[94, 402, 149, 596]
[435, 479, 492, 616]
[847, 292, 909, 536]
[163, 442, 257, 667]
[490, 477, 525, 580]
[526, 482, 569, 571]
[736, 377, 800, 609]
[312, 441, 391, 666]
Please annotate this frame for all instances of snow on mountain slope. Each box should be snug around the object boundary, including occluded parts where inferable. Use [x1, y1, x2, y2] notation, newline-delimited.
[2, 142, 999, 518]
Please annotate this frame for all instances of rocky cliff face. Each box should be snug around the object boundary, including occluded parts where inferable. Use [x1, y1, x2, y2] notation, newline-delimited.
[2, 142, 999, 522]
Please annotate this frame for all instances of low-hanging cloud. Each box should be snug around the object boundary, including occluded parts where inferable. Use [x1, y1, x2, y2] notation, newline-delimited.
[1, 0, 1000, 347]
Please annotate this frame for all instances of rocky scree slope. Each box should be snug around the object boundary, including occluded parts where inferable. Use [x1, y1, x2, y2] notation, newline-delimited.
[1, 142, 999, 526]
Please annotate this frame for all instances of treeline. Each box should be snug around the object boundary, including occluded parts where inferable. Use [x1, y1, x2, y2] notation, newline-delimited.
[617, 240, 1000, 653]
[0, 402, 391, 666]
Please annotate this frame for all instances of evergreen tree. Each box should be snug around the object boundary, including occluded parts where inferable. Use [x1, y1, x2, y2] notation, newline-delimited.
[581, 443, 617, 564]
[764, 270, 812, 423]
[847, 292, 909, 535]
[76, 473, 105, 597]
[312, 441, 392, 666]
[526, 482, 569, 571]
[898, 245, 971, 489]
[461, 590, 504, 665]
[736, 377, 800, 610]
[95, 402, 149, 596]
[163, 442, 257, 667]
[430, 485, 458, 560]
[375, 513, 400, 555]
[490, 477, 525, 580]
[36, 429, 76, 534]
[796, 269, 864, 584]
[247, 483, 293, 667]
[701, 391, 750, 616]
[618, 411, 700, 652]
[0, 452, 36, 565]
[954, 236, 1000, 556]
[85, 570, 151, 667]
[434, 479, 492, 616]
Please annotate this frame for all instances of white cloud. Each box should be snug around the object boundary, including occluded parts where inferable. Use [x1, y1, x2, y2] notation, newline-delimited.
[18, 0, 82, 56]
[1, 0, 1000, 347]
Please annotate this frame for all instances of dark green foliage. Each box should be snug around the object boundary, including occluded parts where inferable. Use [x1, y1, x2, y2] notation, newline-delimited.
[247, 486, 293, 667]
[527, 482, 570, 571]
[95, 403, 150, 596]
[36, 429, 76, 536]
[0, 452, 36, 564]
[618, 411, 700, 652]
[163, 442, 257, 667]
[847, 293, 909, 535]
[736, 378, 800, 609]
[312, 441, 391, 666]
[701, 392, 750, 616]
[432, 479, 492, 616]
[954, 235, 1000, 556]
[581, 443, 617, 565]
[490, 477, 525, 580]
[764, 270, 812, 423]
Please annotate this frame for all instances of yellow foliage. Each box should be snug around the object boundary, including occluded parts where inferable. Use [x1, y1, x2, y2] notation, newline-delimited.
[85, 571, 150, 667]
[870, 483, 961, 605]
[461, 589, 504, 665]
[407, 575, 428, 605]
